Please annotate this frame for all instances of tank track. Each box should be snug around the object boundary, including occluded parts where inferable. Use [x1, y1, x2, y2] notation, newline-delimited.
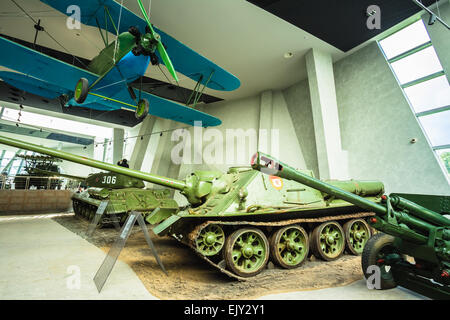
[72, 199, 125, 227]
[175, 211, 375, 281]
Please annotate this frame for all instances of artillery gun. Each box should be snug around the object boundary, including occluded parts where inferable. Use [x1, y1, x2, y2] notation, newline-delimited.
[13, 154, 62, 189]
[251, 151, 450, 299]
[0, 135, 386, 279]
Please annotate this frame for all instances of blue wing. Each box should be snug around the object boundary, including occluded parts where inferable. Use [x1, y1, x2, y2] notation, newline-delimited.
[0, 36, 98, 98]
[94, 87, 222, 127]
[0, 36, 220, 127]
[0, 71, 68, 99]
[40, 0, 241, 91]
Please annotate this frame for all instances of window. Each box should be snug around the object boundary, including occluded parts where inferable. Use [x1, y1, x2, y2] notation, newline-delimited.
[379, 19, 450, 178]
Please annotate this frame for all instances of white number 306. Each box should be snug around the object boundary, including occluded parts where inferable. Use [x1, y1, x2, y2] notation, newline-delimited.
[102, 176, 117, 184]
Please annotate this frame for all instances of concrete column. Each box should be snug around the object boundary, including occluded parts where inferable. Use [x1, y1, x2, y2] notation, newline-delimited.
[150, 118, 182, 193]
[129, 116, 156, 170]
[258, 90, 273, 154]
[422, 1, 450, 81]
[305, 48, 348, 180]
[112, 128, 124, 165]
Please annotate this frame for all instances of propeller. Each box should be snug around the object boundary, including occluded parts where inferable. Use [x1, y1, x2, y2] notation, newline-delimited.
[136, 0, 179, 83]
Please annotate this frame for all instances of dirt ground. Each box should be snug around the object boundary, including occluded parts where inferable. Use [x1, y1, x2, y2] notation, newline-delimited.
[53, 214, 364, 300]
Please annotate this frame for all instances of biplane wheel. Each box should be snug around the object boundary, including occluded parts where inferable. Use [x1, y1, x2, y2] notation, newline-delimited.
[135, 99, 149, 120]
[74, 78, 89, 104]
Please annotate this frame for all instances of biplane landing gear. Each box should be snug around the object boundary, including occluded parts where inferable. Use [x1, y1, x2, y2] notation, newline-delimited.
[135, 99, 149, 120]
[74, 77, 89, 104]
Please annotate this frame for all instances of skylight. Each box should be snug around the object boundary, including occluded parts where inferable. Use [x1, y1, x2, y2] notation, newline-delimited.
[378, 18, 450, 177]
[403, 75, 450, 113]
[379, 20, 431, 59]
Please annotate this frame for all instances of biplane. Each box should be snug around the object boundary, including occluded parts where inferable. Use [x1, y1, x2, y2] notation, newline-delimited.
[0, 0, 240, 127]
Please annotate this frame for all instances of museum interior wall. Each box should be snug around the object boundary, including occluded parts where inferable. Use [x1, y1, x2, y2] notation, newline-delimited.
[334, 41, 449, 195]
[3, 5, 448, 196]
[125, 17, 450, 196]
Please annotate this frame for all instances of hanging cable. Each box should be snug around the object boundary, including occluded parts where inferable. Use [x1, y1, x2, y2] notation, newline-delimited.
[9, 0, 89, 69]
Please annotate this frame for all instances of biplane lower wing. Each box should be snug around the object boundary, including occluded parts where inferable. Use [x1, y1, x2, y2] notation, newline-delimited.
[92, 87, 222, 127]
[0, 71, 68, 99]
[40, 0, 241, 91]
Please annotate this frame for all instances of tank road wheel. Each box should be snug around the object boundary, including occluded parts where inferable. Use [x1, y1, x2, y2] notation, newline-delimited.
[74, 78, 89, 104]
[195, 224, 225, 256]
[224, 228, 269, 277]
[81, 205, 88, 218]
[135, 99, 149, 120]
[72, 201, 79, 215]
[344, 219, 371, 255]
[361, 233, 398, 289]
[88, 206, 96, 220]
[270, 225, 309, 269]
[311, 221, 345, 261]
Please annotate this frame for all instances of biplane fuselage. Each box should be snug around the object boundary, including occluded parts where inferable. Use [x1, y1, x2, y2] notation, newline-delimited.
[68, 32, 151, 108]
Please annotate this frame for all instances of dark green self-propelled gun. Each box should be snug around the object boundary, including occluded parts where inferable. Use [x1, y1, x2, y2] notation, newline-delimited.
[0, 135, 385, 280]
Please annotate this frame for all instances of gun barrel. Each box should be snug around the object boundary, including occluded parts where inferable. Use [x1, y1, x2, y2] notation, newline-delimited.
[390, 195, 450, 227]
[0, 134, 187, 191]
[251, 151, 387, 216]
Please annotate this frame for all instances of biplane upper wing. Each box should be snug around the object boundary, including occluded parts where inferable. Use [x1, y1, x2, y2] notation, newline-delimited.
[40, 0, 241, 92]
[0, 36, 98, 98]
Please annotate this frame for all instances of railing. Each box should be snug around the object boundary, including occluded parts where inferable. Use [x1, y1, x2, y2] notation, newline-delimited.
[0, 175, 81, 191]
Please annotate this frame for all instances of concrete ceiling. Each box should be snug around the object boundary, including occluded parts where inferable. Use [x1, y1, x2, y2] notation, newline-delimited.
[0, 0, 348, 102]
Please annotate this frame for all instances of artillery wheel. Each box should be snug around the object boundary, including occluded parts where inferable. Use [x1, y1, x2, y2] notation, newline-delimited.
[270, 225, 309, 269]
[361, 233, 398, 290]
[311, 221, 345, 261]
[74, 78, 89, 104]
[343, 219, 371, 255]
[224, 228, 269, 277]
[195, 224, 225, 256]
[135, 99, 149, 120]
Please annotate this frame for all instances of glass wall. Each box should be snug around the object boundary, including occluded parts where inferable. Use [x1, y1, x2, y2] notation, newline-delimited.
[378, 19, 450, 178]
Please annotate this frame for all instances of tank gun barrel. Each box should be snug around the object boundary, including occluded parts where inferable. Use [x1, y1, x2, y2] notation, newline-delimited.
[0, 135, 187, 191]
[30, 168, 86, 181]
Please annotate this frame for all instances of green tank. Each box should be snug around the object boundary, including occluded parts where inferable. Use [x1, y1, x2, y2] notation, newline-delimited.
[70, 171, 179, 225]
[0, 135, 385, 279]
